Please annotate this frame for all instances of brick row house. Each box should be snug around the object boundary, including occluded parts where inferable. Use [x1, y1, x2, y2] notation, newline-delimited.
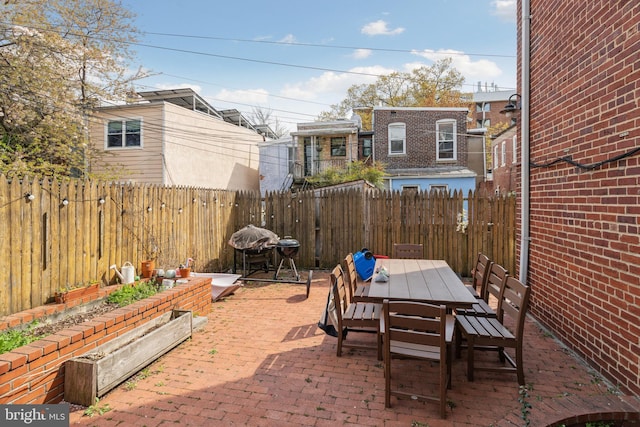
[286, 107, 486, 194]
[372, 106, 481, 193]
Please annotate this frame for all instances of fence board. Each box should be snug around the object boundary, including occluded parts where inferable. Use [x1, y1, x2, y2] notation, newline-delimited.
[0, 176, 9, 311]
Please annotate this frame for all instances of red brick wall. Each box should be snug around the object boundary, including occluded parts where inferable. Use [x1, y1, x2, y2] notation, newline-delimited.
[524, 0, 640, 393]
[0, 277, 212, 404]
[374, 108, 469, 169]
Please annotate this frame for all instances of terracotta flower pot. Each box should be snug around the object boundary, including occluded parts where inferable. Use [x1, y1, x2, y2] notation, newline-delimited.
[140, 260, 155, 278]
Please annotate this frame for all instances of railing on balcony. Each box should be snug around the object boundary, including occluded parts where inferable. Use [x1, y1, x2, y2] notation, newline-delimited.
[291, 159, 350, 179]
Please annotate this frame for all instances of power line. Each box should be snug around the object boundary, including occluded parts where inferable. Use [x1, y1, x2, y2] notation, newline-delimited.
[143, 31, 517, 59]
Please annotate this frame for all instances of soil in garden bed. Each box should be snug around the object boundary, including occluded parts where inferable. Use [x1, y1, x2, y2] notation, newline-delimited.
[26, 302, 121, 338]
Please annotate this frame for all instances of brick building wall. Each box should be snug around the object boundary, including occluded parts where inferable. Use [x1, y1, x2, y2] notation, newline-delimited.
[373, 107, 469, 169]
[491, 126, 518, 195]
[523, 0, 640, 393]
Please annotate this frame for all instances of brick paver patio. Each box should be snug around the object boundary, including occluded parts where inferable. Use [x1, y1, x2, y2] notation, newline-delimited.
[68, 271, 639, 426]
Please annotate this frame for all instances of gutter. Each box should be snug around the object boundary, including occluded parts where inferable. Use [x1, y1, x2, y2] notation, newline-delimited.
[519, 0, 531, 282]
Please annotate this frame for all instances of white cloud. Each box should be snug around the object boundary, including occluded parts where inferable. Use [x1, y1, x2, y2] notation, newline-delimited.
[214, 88, 270, 106]
[410, 49, 504, 84]
[279, 34, 296, 44]
[491, 0, 516, 22]
[280, 65, 393, 101]
[361, 20, 405, 36]
[352, 49, 372, 59]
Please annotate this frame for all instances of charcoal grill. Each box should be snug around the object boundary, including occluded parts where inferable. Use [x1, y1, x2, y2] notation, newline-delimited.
[275, 237, 300, 281]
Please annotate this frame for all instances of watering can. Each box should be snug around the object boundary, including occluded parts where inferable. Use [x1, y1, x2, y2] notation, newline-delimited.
[110, 262, 135, 284]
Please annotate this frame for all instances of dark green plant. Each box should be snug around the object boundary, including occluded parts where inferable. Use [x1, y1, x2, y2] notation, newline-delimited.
[0, 322, 44, 354]
[518, 384, 532, 426]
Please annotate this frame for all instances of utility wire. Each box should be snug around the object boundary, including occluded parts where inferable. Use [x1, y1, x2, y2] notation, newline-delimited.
[143, 31, 517, 59]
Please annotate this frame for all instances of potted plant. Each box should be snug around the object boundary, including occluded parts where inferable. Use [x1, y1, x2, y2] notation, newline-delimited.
[140, 237, 160, 279]
[55, 282, 100, 304]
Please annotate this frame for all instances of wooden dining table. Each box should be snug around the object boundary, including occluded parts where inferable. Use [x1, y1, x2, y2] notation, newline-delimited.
[367, 258, 477, 309]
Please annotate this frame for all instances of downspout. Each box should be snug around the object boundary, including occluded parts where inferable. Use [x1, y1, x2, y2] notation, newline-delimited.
[519, 0, 531, 282]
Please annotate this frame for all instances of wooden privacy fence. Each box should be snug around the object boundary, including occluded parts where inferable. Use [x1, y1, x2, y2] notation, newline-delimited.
[263, 188, 516, 276]
[0, 175, 516, 316]
[0, 176, 253, 316]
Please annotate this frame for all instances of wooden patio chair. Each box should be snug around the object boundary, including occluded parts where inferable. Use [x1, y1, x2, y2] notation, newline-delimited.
[465, 253, 493, 298]
[392, 243, 424, 259]
[456, 260, 507, 318]
[330, 264, 382, 359]
[343, 253, 371, 302]
[455, 276, 531, 385]
[382, 299, 453, 418]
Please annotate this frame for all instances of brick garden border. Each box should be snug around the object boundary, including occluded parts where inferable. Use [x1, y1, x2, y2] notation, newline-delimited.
[0, 277, 212, 404]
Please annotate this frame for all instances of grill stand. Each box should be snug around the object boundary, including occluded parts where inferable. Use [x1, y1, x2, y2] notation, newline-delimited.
[275, 257, 299, 281]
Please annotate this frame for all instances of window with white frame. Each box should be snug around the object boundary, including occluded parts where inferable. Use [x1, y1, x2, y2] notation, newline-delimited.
[436, 119, 456, 160]
[388, 122, 406, 155]
[493, 145, 499, 170]
[512, 135, 517, 163]
[107, 119, 142, 148]
[501, 141, 506, 166]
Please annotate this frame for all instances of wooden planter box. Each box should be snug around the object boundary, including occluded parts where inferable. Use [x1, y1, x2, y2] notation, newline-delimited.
[55, 282, 100, 304]
[64, 309, 192, 406]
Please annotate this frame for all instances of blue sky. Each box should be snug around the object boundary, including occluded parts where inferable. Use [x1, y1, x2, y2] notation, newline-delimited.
[123, 0, 517, 131]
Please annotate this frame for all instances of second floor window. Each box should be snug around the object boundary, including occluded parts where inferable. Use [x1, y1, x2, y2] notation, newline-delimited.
[331, 137, 346, 157]
[388, 123, 406, 155]
[436, 120, 456, 160]
[107, 119, 141, 148]
[362, 138, 372, 157]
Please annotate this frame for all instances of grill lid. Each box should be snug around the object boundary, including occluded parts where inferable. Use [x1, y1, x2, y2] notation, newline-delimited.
[228, 225, 280, 251]
[276, 238, 299, 248]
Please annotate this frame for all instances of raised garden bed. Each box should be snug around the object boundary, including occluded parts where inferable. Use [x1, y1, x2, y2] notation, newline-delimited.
[0, 277, 212, 405]
[64, 309, 193, 406]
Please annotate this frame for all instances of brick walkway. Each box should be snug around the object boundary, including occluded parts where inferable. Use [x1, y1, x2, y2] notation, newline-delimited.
[68, 271, 639, 426]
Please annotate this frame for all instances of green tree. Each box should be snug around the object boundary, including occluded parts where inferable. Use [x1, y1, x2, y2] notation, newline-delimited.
[318, 58, 471, 130]
[0, 0, 143, 178]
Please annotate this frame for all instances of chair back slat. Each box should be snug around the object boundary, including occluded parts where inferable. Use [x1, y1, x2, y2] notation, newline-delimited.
[384, 301, 446, 350]
[486, 263, 508, 302]
[331, 265, 349, 317]
[474, 253, 493, 297]
[343, 253, 358, 301]
[392, 243, 424, 259]
[497, 276, 531, 339]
